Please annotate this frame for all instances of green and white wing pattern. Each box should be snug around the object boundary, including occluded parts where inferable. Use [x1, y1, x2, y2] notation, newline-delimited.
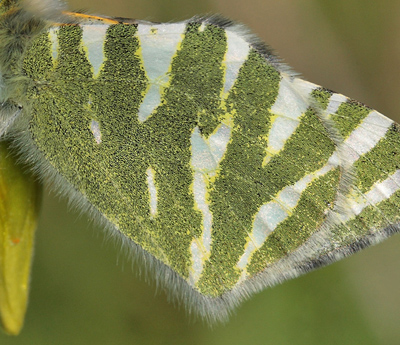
[1, 2, 400, 320]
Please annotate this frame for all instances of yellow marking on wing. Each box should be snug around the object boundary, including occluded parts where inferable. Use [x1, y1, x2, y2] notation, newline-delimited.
[262, 114, 280, 166]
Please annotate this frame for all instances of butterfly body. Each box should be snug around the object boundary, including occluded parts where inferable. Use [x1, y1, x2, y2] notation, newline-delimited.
[0, 0, 399, 322]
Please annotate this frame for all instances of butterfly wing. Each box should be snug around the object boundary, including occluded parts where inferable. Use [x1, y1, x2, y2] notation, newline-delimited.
[9, 13, 400, 320]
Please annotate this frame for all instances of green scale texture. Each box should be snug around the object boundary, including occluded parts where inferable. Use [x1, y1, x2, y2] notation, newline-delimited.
[20, 22, 343, 297]
[18, 21, 400, 298]
[23, 23, 229, 280]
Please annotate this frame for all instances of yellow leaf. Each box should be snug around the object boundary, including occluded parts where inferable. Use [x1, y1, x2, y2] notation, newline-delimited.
[0, 141, 42, 335]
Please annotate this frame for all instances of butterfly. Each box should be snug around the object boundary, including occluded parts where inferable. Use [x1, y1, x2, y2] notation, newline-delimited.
[1, 0, 399, 335]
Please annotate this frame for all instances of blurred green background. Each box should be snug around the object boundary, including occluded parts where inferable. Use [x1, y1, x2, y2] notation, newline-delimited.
[2, 0, 400, 344]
